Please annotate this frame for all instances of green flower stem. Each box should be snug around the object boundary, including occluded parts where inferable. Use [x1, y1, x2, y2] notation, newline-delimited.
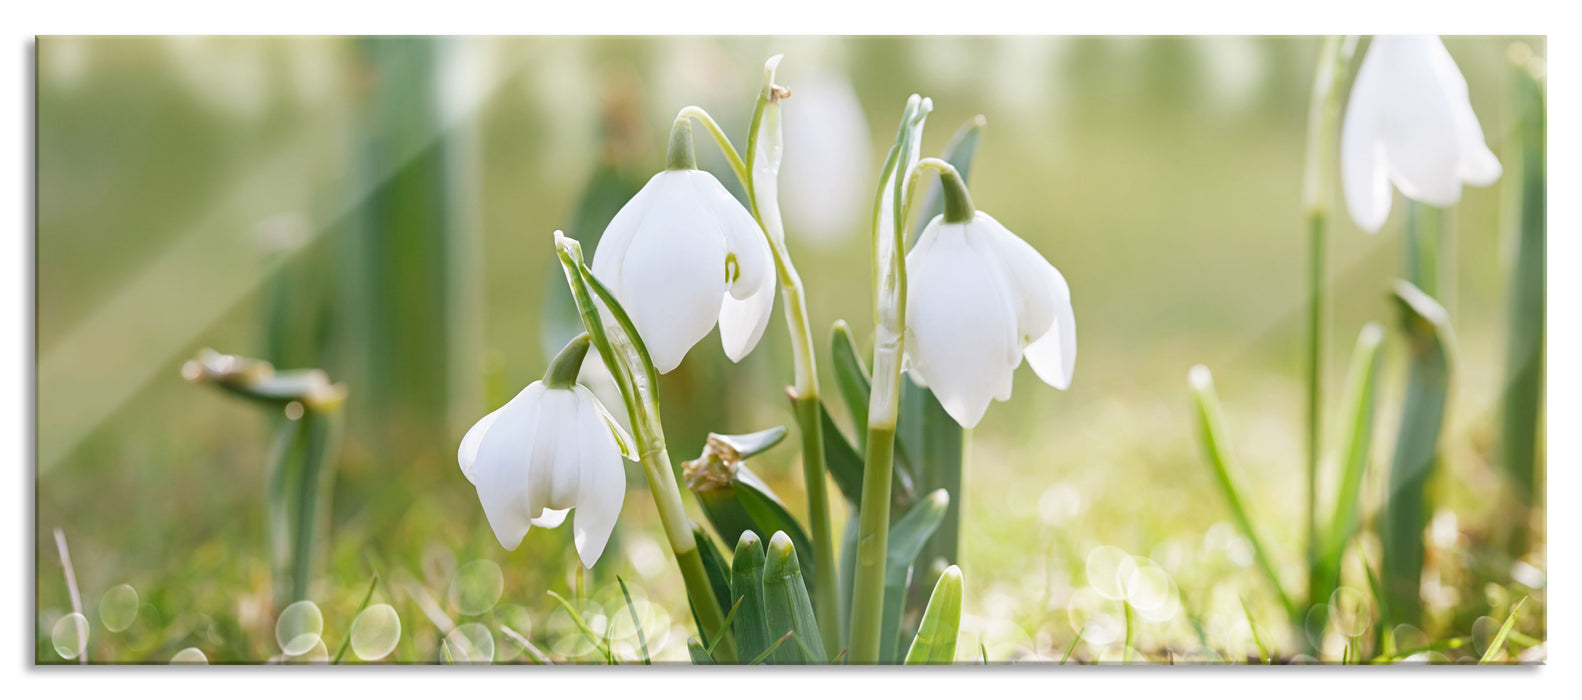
[1299, 36, 1357, 635]
[849, 425, 897, 663]
[850, 97, 932, 664]
[679, 56, 841, 653]
[553, 233, 735, 662]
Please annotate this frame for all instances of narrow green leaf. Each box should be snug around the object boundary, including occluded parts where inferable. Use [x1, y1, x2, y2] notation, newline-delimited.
[904, 565, 962, 664]
[761, 532, 828, 664]
[713, 426, 789, 461]
[617, 577, 651, 665]
[691, 524, 735, 625]
[1060, 626, 1084, 665]
[331, 573, 380, 664]
[546, 589, 613, 663]
[687, 638, 716, 665]
[1478, 597, 1528, 664]
[830, 320, 871, 447]
[708, 595, 744, 656]
[1241, 597, 1270, 665]
[1500, 53, 1545, 556]
[1188, 365, 1297, 620]
[730, 531, 772, 663]
[1312, 323, 1386, 628]
[1381, 281, 1453, 628]
[881, 489, 951, 662]
[733, 467, 818, 596]
[499, 624, 553, 665]
[750, 631, 795, 665]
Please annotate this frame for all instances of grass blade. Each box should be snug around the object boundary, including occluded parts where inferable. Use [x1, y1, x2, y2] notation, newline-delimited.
[500, 624, 554, 665]
[1061, 626, 1085, 665]
[546, 589, 613, 663]
[904, 565, 962, 664]
[1311, 324, 1385, 636]
[332, 573, 380, 664]
[617, 577, 651, 665]
[749, 631, 795, 665]
[1188, 365, 1297, 620]
[1478, 597, 1528, 664]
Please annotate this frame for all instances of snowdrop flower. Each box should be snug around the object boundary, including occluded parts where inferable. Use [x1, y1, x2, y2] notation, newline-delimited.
[590, 119, 776, 374]
[904, 191, 1076, 428]
[458, 335, 631, 568]
[1341, 35, 1501, 233]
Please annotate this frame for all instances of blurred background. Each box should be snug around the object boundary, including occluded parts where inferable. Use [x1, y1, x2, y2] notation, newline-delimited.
[35, 36, 1544, 663]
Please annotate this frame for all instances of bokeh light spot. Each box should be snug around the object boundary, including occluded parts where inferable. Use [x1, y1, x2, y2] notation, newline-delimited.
[350, 603, 402, 662]
[99, 584, 140, 633]
[448, 559, 504, 616]
[51, 612, 89, 660]
[274, 600, 324, 656]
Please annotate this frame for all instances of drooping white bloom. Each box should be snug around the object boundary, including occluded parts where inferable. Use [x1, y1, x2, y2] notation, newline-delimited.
[591, 169, 776, 373]
[458, 381, 629, 568]
[1341, 35, 1501, 233]
[904, 212, 1076, 428]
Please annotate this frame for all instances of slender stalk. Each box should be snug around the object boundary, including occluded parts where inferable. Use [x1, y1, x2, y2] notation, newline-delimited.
[677, 56, 840, 652]
[554, 235, 734, 662]
[850, 97, 935, 663]
[52, 529, 87, 664]
[1299, 36, 1356, 644]
[850, 426, 897, 663]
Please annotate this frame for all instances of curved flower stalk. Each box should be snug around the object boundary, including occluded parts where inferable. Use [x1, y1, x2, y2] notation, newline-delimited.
[458, 334, 634, 568]
[667, 56, 843, 650]
[590, 119, 776, 374]
[904, 210, 1077, 429]
[1341, 35, 1502, 233]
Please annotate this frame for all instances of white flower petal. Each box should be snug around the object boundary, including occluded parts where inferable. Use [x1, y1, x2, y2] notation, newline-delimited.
[615, 174, 729, 374]
[1022, 269, 1077, 390]
[719, 257, 777, 362]
[1376, 37, 1466, 207]
[522, 389, 581, 519]
[1422, 39, 1502, 187]
[471, 383, 548, 550]
[571, 387, 627, 568]
[1341, 43, 1393, 233]
[975, 213, 1058, 346]
[458, 406, 501, 484]
[589, 172, 663, 297]
[691, 170, 770, 301]
[532, 508, 569, 529]
[904, 220, 1020, 429]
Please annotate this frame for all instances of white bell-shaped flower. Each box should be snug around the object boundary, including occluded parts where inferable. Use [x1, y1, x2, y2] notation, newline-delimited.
[590, 121, 776, 374]
[904, 211, 1076, 429]
[1341, 35, 1501, 233]
[458, 336, 631, 568]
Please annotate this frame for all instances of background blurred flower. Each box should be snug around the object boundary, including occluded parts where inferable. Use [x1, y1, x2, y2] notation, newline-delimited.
[1341, 35, 1501, 233]
[780, 72, 872, 247]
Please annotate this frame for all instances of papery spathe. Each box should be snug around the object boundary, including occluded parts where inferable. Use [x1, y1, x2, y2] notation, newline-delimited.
[1341, 35, 1501, 233]
[903, 212, 1076, 428]
[591, 169, 776, 373]
[458, 381, 628, 568]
